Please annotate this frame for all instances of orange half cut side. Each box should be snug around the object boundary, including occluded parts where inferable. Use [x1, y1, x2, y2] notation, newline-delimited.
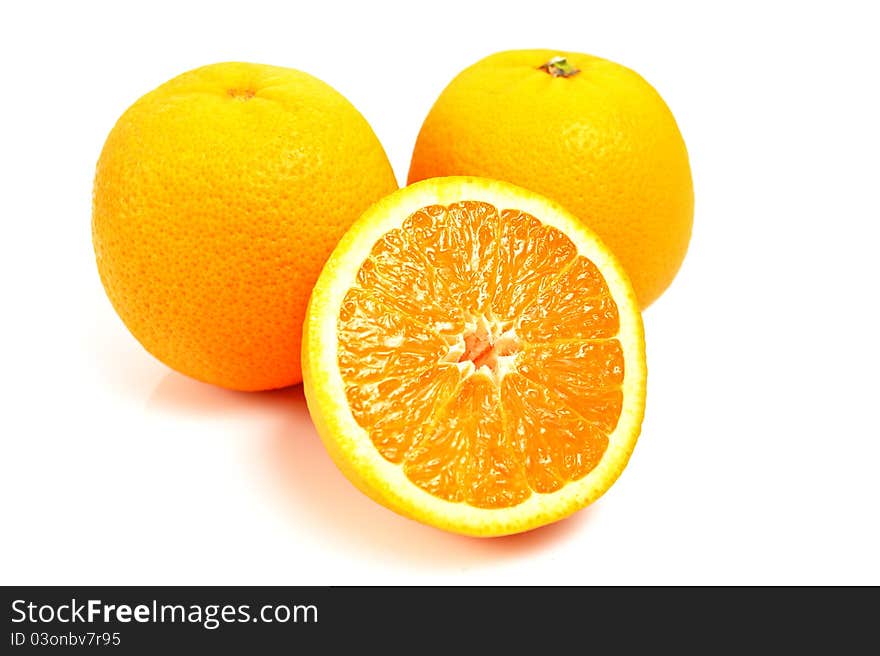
[303, 177, 646, 536]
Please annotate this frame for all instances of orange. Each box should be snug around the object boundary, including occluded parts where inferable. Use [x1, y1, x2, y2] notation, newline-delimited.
[93, 62, 397, 391]
[408, 49, 693, 308]
[303, 177, 646, 536]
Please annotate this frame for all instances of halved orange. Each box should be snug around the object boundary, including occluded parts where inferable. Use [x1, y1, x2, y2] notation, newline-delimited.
[303, 177, 646, 536]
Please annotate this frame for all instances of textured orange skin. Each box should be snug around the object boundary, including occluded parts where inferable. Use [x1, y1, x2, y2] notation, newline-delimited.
[408, 50, 693, 308]
[93, 62, 397, 391]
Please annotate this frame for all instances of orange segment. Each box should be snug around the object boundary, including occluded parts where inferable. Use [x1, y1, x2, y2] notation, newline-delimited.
[517, 341, 625, 433]
[501, 373, 609, 492]
[492, 209, 578, 322]
[337, 287, 447, 384]
[337, 287, 462, 462]
[404, 202, 501, 316]
[518, 255, 620, 342]
[337, 199, 626, 509]
[347, 364, 463, 464]
[404, 372, 530, 509]
[356, 228, 465, 336]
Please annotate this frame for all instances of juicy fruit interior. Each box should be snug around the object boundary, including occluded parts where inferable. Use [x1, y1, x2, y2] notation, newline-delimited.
[338, 201, 624, 509]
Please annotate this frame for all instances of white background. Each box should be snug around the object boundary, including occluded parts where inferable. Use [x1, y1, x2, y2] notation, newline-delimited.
[2, 1, 878, 585]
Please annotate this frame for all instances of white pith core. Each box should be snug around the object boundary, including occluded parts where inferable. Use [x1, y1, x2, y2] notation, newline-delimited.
[443, 314, 522, 383]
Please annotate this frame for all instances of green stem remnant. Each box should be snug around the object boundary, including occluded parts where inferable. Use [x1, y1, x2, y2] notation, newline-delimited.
[538, 56, 580, 78]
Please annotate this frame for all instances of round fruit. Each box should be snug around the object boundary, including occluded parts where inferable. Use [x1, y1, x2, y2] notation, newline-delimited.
[93, 62, 397, 390]
[303, 177, 646, 536]
[408, 49, 693, 308]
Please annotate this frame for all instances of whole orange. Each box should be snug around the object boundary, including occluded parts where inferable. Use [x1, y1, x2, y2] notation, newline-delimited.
[408, 50, 693, 308]
[93, 62, 397, 391]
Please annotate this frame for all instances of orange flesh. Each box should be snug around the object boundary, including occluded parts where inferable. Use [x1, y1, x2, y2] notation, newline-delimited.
[337, 201, 623, 509]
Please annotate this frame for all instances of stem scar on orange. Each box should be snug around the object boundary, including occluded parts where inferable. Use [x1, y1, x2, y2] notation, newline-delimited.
[303, 177, 646, 537]
[93, 62, 398, 391]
